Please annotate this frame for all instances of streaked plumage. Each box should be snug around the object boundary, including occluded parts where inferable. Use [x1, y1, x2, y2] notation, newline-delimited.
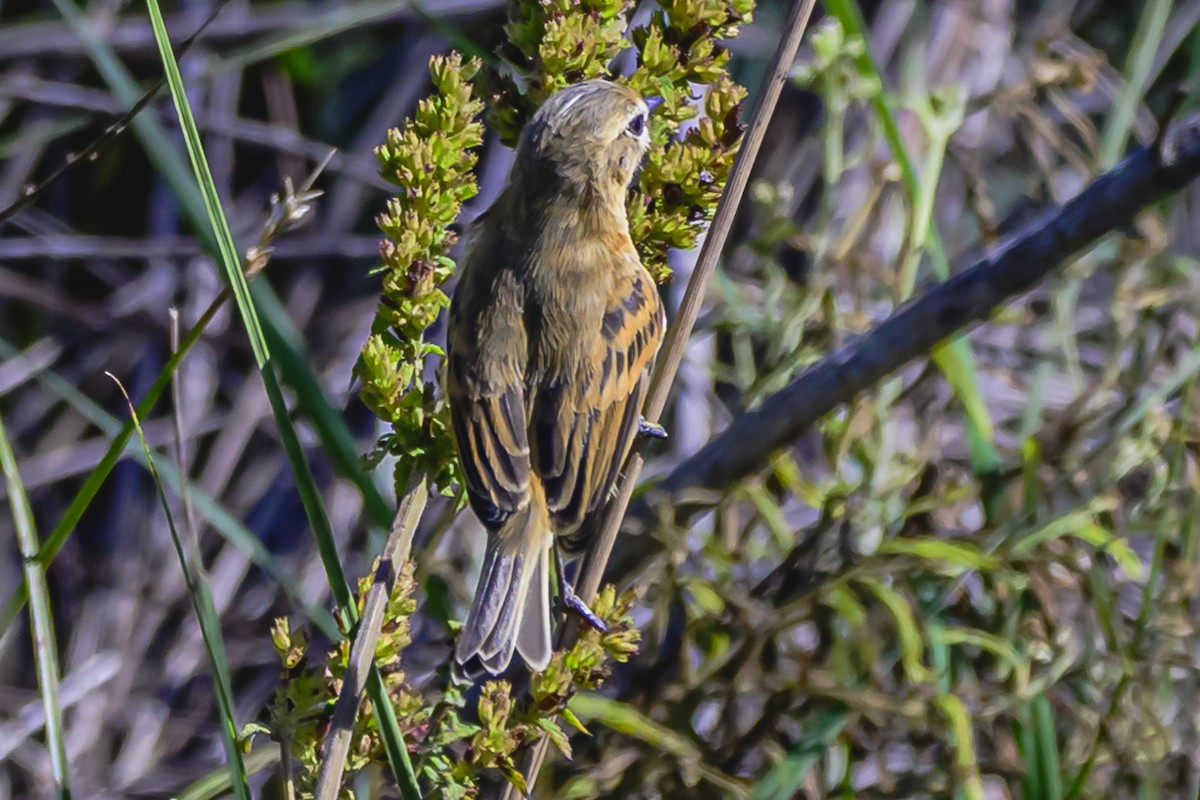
[448, 81, 665, 674]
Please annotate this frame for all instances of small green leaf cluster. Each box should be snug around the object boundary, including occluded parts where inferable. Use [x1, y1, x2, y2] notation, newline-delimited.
[790, 17, 880, 98]
[267, 560, 422, 798]
[486, 0, 638, 145]
[422, 586, 642, 798]
[484, 0, 752, 283]
[626, 0, 752, 282]
[357, 52, 484, 497]
[265, 580, 637, 798]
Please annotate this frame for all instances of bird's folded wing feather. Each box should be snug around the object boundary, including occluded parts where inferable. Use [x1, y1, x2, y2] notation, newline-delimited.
[534, 270, 664, 534]
[446, 271, 531, 530]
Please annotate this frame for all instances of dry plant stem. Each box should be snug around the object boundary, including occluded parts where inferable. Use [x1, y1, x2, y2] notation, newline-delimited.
[280, 733, 297, 800]
[504, 1, 818, 795]
[169, 308, 203, 558]
[313, 475, 429, 800]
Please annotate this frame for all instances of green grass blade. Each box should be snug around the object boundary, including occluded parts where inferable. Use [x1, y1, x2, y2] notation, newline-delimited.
[141, 4, 420, 796]
[0, 414, 71, 799]
[569, 693, 749, 798]
[108, 374, 251, 800]
[144, 0, 353, 616]
[176, 746, 280, 800]
[1031, 694, 1064, 800]
[252, 283, 393, 531]
[21, 295, 224, 567]
[1100, 0, 1172, 168]
[0, 335, 339, 641]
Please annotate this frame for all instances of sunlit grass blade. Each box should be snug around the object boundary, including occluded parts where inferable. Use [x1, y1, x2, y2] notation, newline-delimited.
[107, 372, 250, 799]
[0, 335, 339, 641]
[937, 694, 984, 800]
[141, 3, 420, 796]
[0, 414, 70, 799]
[176, 746, 280, 800]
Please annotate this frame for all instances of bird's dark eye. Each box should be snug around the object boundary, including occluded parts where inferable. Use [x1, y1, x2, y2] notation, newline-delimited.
[627, 113, 646, 136]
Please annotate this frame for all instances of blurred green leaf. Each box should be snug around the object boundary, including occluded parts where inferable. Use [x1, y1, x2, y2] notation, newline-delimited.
[0, 414, 70, 798]
[857, 577, 930, 683]
[570, 693, 749, 798]
[751, 708, 847, 800]
[878, 537, 999, 573]
[937, 694, 984, 800]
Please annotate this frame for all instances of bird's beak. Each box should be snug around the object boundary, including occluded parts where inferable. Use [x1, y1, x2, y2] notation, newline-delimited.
[646, 96, 665, 114]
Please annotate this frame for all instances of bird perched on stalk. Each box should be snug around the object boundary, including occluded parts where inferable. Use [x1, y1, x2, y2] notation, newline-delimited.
[448, 80, 666, 674]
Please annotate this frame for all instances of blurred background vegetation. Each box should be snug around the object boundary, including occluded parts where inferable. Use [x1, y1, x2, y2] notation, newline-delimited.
[4, 0, 1200, 797]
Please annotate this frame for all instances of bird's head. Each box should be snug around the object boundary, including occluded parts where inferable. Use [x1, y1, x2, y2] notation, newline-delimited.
[515, 80, 658, 204]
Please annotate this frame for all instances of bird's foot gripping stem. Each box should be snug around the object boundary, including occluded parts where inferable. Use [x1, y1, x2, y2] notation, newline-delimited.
[558, 585, 608, 633]
[637, 416, 668, 441]
[555, 550, 607, 633]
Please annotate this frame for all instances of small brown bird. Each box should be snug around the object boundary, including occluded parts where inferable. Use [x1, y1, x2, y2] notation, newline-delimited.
[447, 80, 665, 674]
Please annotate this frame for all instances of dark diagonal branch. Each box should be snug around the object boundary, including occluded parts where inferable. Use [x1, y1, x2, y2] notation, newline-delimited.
[616, 111, 1200, 556]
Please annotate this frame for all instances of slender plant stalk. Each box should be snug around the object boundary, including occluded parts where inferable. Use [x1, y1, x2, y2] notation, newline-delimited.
[314, 475, 429, 800]
[108, 373, 252, 799]
[140, 2, 421, 796]
[169, 309, 203, 560]
[505, 1, 819, 794]
[0, 415, 71, 799]
[580, 0, 817, 607]
[0, 290, 225, 635]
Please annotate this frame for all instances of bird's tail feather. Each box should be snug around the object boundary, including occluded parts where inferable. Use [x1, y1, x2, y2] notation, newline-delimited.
[456, 484, 553, 674]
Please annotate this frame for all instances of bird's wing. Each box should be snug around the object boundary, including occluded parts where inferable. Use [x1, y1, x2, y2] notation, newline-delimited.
[446, 267, 531, 529]
[533, 269, 664, 537]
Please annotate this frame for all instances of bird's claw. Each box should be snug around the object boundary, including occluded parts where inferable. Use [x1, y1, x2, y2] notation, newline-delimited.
[556, 586, 608, 633]
[637, 417, 668, 441]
